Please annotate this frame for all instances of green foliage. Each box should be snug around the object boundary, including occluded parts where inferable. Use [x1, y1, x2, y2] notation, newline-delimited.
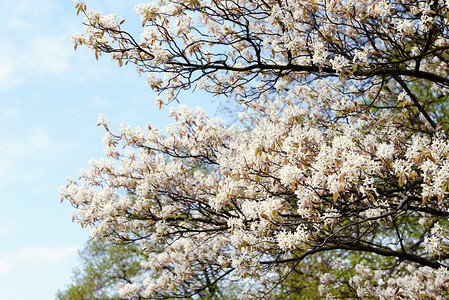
[271, 251, 356, 299]
[56, 238, 244, 300]
[56, 239, 145, 300]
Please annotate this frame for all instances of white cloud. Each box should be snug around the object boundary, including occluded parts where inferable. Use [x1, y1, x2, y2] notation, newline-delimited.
[0, 126, 72, 191]
[0, 60, 17, 89]
[0, 108, 22, 121]
[0, 245, 78, 277]
[0, 43, 24, 90]
[0, 0, 156, 91]
[0, 33, 72, 90]
[2, 0, 55, 31]
[0, 0, 77, 90]
[0, 221, 17, 238]
[89, 95, 114, 110]
[29, 35, 72, 76]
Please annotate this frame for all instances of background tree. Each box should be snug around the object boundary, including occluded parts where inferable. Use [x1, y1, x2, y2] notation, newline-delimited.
[61, 0, 449, 298]
[56, 239, 145, 300]
[58, 237, 243, 300]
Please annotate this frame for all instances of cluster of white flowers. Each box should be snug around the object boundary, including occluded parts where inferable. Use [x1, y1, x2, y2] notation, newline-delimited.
[330, 55, 348, 73]
[72, 0, 449, 102]
[312, 41, 329, 65]
[276, 225, 309, 251]
[319, 263, 449, 299]
[60, 86, 449, 296]
[395, 19, 416, 36]
[425, 222, 449, 256]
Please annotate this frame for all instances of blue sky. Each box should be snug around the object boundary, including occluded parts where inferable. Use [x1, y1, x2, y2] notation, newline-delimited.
[0, 1, 218, 299]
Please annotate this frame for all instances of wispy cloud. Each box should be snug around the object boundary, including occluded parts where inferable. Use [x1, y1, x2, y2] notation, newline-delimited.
[0, 33, 73, 90]
[0, 245, 78, 277]
[0, 221, 18, 238]
[0, 125, 72, 191]
[2, 0, 55, 31]
[0, 0, 77, 90]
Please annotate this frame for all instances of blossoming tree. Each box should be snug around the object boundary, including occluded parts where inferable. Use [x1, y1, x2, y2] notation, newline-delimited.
[61, 0, 449, 298]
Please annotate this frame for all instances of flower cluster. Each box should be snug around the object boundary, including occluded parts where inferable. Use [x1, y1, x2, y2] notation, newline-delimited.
[320, 264, 449, 299]
[71, 0, 449, 103]
[60, 88, 449, 297]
